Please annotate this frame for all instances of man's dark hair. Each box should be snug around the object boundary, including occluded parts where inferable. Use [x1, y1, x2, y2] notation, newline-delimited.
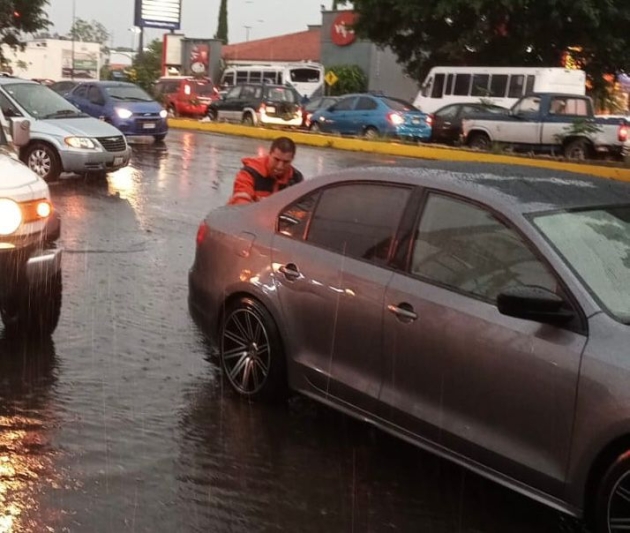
[270, 136, 296, 155]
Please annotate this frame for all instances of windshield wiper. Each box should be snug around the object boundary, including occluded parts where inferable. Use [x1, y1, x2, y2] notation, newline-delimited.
[43, 109, 85, 119]
[124, 97, 152, 102]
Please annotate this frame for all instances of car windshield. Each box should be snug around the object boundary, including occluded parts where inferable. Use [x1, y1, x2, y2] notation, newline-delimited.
[4, 83, 83, 119]
[105, 85, 153, 102]
[533, 206, 630, 323]
[383, 97, 418, 112]
[264, 87, 297, 103]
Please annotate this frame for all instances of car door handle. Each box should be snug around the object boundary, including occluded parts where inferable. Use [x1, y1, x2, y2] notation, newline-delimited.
[279, 263, 301, 281]
[387, 303, 418, 322]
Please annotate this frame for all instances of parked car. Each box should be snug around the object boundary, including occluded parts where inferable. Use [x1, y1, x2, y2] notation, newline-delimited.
[309, 93, 432, 141]
[153, 76, 219, 118]
[430, 102, 509, 144]
[0, 78, 131, 181]
[205, 83, 303, 127]
[65, 81, 168, 142]
[49, 80, 79, 96]
[0, 106, 62, 338]
[189, 165, 630, 533]
[301, 96, 339, 128]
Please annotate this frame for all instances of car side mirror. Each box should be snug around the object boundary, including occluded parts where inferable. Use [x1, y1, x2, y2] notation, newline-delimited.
[10, 118, 30, 147]
[497, 285, 575, 325]
[327, 105, 336, 112]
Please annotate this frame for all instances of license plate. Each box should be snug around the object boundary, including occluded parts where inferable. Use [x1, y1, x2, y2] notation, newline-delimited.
[143, 122, 157, 129]
[113, 157, 124, 166]
[266, 106, 276, 113]
[412, 118, 421, 124]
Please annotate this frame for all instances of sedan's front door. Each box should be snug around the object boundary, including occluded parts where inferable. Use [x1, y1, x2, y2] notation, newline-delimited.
[381, 192, 585, 498]
[272, 182, 412, 414]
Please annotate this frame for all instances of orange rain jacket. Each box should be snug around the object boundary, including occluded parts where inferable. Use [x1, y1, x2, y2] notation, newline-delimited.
[227, 155, 303, 206]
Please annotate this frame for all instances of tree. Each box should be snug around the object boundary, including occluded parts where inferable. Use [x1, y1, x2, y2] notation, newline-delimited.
[326, 65, 367, 95]
[128, 39, 163, 94]
[350, 0, 630, 97]
[214, 0, 228, 44]
[69, 18, 109, 54]
[0, 0, 50, 64]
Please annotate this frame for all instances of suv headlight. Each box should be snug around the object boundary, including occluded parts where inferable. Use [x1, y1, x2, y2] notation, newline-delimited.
[64, 137, 97, 149]
[115, 107, 133, 119]
[0, 199, 22, 235]
[159, 109, 168, 118]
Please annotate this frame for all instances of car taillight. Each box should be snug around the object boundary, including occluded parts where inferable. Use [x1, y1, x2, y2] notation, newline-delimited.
[196, 220, 208, 246]
[388, 112, 404, 126]
[619, 123, 629, 142]
[426, 114, 434, 127]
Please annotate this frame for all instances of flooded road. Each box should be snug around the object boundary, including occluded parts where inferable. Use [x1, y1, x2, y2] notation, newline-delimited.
[0, 130, 585, 532]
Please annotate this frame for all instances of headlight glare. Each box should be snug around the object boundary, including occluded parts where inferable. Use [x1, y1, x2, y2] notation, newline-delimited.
[65, 137, 96, 149]
[159, 109, 168, 118]
[0, 199, 22, 235]
[115, 107, 133, 119]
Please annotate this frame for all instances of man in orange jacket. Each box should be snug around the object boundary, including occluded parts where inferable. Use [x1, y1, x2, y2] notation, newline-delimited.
[227, 137, 303, 205]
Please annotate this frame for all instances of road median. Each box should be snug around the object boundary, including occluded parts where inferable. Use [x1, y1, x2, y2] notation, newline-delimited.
[168, 118, 630, 183]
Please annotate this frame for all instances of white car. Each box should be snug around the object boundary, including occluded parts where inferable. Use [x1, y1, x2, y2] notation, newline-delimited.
[0, 112, 62, 337]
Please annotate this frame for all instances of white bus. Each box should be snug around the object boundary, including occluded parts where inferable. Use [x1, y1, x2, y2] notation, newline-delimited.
[219, 62, 325, 99]
[413, 66, 586, 113]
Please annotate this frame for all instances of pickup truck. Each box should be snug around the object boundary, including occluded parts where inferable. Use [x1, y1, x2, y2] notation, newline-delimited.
[461, 93, 630, 160]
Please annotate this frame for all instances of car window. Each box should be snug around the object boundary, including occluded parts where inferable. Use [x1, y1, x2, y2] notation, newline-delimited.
[355, 97, 378, 111]
[88, 86, 104, 105]
[3, 83, 81, 118]
[334, 97, 357, 111]
[306, 183, 412, 263]
[74, 85, 88, 99]
[277, 191, 321, 239]
[0, 92, 23, 118]
[265, 87, 297, 103]
[411, 193, 557, 301]
[241, 85, 257, 99]
[304, 97, 322, 112]
[513, 96, 541, 114]
[436, 105, 459, 119]
[226, 86, 242, 99]
[105, 84, 153, 102]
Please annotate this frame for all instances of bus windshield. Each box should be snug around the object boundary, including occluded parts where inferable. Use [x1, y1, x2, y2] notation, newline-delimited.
[290, 68, 321, 83]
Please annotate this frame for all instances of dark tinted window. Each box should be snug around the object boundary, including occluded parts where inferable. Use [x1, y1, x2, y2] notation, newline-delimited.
[431, 73, 445, 98]
[411, 194, 556, 301]
[307, 184, 411, 263]
[290, 68, 321, 83]
[454, 74, 471, 96]
[508, 75, 525, 98]
[525, 75, 535, 94]
[74, 85, 88, 99]
[88, 86, 103, 104]
[436, 105, 459, 119]
[222, 72, 235, 86]
[240, 85, 257, 99]
[225, 86, 242, 99]
[471, 74, 490, 96]
[249, 71, 262, 83]
[355, 97, 378, 111]
[445, 74, 455, 95]
[277, 192, 321, 239]
[489, 74, 508, 97]
[236, 71, 248, 83]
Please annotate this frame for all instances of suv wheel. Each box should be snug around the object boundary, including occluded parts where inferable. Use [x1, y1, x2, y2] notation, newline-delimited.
[1, 271, 62, 338]
[22, 142, 61, 182]
[242, 113, 255, 126]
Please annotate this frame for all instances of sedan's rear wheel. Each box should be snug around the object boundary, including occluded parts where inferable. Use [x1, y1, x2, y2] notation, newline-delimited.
[592, 451, 630, 533]
[364, 126, 379, 140]
[219, 297, 286, 401]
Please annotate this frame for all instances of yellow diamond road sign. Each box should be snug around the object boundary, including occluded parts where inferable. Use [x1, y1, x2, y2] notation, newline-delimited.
[324, 71, 339, 86]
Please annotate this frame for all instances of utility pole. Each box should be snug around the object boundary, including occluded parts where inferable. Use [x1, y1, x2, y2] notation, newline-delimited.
[71, 0, 76, 79]
[244, 25, 251, 42]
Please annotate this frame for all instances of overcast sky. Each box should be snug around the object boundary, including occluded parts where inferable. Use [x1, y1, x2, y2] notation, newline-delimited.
[46, 0, 334, 48]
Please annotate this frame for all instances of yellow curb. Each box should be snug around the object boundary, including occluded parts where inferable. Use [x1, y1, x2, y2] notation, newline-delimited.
[168, 118, 630, 183]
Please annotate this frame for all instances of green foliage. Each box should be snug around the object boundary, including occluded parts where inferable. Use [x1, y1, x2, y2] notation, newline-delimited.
[350, 0, 630, 92]
[553, 119, 603, 144]
[326, 65, 367, 95]
[0, 0, 50, 65]
[215, 0, 228, 44]
[128, 39, 162, 94]
[69, 18, 109, 54]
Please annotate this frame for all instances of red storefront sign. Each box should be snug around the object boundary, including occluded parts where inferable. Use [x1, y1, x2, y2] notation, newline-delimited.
[331, 12, 357, 46]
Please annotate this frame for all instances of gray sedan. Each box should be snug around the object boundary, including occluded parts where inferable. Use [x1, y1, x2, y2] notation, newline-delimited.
[188, 166, 630, 533]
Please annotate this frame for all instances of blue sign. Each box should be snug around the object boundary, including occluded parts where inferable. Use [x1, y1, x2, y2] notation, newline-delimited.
[134, 0, 181, 30]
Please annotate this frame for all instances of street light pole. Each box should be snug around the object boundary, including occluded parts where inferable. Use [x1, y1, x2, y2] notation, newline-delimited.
[71, 0, 75, 80]
[244, 25, 251, 41]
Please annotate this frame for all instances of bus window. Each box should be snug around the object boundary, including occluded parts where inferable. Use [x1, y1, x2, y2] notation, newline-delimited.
[421, 77, 433, 98]
[236, 71, 248, 84]
[508, 75, 525, 98]
[249, 71, 262, 83]
[525, 75, 535, 95]
[471, 74, 490, 96]
[454, 74, 471, 96]
[445, 74, 454, 95]
[489, 74, 508, 97]
[263, 71, 278, 84]
[431, 73, 445, 98]
[222, 72, 235, 87]
[290, 68, 321, 83]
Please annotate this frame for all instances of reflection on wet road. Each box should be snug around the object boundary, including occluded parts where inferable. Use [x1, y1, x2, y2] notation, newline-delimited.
[0, 131, 585, 532]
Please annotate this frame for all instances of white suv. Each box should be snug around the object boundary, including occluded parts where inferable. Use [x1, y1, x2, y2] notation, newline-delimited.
[0, 111, 62, 338]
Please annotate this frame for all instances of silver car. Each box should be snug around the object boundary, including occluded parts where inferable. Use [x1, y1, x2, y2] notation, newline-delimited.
[0, 78, 131, 181]
[189, 166, 630, 532]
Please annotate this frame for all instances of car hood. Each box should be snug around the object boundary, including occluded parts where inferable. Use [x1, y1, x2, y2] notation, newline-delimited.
[34, 117, 123, 138]
[0, 152, 42, 192]
[112, 100, 163, 114]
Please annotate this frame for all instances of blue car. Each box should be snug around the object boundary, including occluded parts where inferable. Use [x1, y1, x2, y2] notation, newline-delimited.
[65, 81, 168, 142]
[308, 93, 432, 141]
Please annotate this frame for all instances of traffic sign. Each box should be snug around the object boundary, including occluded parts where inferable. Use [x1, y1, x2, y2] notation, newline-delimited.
[325, 71, 339, 86]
